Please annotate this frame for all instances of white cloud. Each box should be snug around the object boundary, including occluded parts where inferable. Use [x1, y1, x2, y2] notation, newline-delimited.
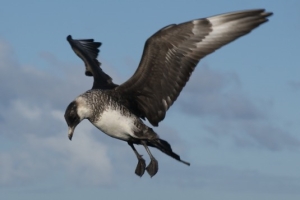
[0, 115, 113, 187]
[11, 99, 42, 120]
[27, 122, 113, 186]
[0, 40, 113, 187]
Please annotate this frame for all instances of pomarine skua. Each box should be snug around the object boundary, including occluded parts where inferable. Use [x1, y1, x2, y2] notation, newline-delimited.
[64, 9, 272, 177]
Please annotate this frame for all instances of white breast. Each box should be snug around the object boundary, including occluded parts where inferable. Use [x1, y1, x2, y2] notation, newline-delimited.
[93, 107, 137, 141]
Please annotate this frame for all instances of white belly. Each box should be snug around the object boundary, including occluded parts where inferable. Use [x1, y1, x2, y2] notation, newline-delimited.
[93, 108, 137, 141]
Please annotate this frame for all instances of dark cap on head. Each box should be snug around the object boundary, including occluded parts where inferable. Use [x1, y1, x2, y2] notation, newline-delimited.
[64, 101, 80, 140]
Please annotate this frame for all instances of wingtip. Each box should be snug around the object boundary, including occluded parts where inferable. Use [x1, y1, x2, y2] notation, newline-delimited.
[180, 160, 190, 166]
[263, 11, 274, 18]
[67, 35, 72, 41]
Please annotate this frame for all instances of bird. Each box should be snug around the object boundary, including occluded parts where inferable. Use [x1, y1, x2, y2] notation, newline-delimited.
[64, 9, 272, 177]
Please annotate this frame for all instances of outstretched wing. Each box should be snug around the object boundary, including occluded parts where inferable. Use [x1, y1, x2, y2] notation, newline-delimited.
[116, 9, 272, 126]
[67, 35, 118, 90]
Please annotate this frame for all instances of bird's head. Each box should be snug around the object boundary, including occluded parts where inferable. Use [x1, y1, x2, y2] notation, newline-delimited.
[64, 96, 92, 140]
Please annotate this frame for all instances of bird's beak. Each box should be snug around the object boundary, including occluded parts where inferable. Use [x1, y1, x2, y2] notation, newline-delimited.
[68, 127, 75, 140]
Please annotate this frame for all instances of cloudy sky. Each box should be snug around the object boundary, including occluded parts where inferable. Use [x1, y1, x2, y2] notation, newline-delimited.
[1, 0, 300, 200]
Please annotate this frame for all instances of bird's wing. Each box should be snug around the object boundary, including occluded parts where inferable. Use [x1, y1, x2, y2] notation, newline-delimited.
[116, 9, 272, 126]
[67, 35, 118, 90]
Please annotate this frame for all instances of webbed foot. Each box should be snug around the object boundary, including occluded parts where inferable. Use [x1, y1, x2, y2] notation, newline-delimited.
[146, 158, 158, 177]
[135, 156, 146, 177]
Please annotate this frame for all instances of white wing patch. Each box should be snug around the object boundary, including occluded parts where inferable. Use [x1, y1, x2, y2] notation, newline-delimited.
[194, 15, 247, 49]
[165, 47, 175, 63]
[162, 99, 168, 111]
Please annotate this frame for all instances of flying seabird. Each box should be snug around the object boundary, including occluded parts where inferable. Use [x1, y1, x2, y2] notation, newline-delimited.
[64, 9, 272, 177]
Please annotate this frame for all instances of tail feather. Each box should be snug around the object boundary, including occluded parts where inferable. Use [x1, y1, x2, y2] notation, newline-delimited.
[148, 139, 190, 166]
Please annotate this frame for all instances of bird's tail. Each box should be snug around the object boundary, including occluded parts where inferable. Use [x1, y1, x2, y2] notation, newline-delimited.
[148, 139, 190, 166]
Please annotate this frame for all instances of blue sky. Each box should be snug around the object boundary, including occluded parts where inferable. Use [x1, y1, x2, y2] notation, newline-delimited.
[1, 0, 300, 200]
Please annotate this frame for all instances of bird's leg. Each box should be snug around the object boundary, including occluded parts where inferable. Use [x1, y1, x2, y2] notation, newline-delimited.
[128, 142, 146, 177]
[141, 140, 158, 177]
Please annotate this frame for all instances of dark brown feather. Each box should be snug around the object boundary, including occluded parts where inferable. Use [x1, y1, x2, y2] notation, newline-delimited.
[116, 9, 272, 126]
[67, 35, 118, 90]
